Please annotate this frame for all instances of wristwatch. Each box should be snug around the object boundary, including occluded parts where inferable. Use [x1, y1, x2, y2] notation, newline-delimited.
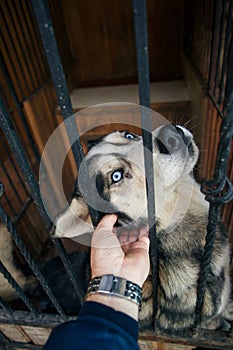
[86, 274, 142, 308]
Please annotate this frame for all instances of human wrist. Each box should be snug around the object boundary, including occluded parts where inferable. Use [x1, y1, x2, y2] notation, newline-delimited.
[85, 274, 142, 320]
[85, 293, 139, 320]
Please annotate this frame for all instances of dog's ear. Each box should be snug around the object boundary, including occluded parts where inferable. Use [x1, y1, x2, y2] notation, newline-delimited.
[54, 195, 93, 239]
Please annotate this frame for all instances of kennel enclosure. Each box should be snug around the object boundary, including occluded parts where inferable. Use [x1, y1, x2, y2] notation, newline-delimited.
[0, 0, 233, 349]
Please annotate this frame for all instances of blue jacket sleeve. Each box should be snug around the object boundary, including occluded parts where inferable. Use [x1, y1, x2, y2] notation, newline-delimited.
[43, 301, 140, 350]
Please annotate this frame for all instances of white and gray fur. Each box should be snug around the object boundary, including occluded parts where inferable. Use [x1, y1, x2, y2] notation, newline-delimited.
[55, 124, 233, 332]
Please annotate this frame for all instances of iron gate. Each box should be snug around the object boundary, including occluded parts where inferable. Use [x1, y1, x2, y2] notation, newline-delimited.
[0, 0, 233, 349]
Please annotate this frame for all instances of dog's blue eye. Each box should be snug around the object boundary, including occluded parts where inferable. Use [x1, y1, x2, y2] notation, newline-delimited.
[125, 132, 135, 140]
[111, 170, 123, 183]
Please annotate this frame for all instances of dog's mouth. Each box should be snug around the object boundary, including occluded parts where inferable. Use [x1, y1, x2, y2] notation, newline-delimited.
[96, 205, 148, 237]
[96, 210, 133, 227]
[114, 212, 133, 227]
[114, 213, 148, 237]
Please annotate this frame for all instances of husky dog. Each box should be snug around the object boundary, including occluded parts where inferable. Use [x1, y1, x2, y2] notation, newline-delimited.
[55, 124, 233, 332]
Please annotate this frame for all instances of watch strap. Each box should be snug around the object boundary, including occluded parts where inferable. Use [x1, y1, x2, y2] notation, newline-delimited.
[86, 274, 142, 307]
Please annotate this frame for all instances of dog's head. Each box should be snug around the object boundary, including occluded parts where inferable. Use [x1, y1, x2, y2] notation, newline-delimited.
[54, 124, 199, 240]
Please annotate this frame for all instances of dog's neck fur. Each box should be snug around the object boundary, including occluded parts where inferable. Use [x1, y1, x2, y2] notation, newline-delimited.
[156, 175, 209, 232]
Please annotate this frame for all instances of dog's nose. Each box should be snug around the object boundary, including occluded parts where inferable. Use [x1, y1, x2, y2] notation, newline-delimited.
[155, 125, 191, 155]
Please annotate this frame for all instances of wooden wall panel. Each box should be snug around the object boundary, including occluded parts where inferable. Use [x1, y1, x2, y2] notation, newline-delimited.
[61, 0, 184, 85]
[0, 0, 50, 102]
[48, 0, 73, 69]
[148, 0, 184, 81]
[23, 82, 76, 217]
[0, 324, 31, 343]
[0, 0, 74, 255]
[183, 0, 233, 243]
[184, 0, 214, 82]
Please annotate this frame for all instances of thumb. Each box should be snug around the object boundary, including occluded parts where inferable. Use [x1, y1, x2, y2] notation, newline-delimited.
[96, 214, 118, 230]
[91, 215, 119, 248]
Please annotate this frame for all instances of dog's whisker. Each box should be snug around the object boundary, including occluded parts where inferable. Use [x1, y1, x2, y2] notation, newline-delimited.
[183, 116, 198, 128]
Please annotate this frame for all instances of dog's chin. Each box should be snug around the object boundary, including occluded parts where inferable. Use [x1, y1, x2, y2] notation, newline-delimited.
[114, 213, 148, 234]
[114, 211, 133, 228]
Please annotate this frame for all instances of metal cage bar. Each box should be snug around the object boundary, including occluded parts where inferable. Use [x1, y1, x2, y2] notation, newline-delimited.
[0, 183, 66, 318]
[0, 158, 24, 207]
[0, 133, 31, 222]
[207, 0, 233, 113]
[30, 0, 83, 170]
[0, 296, 15, 319]
[195, 34, 233, 326]
[0, 98, 51, 229]
[0, 135, 29, 198]
[213, 0, 227, 101]
[3, 1, 37, 94]
[30, 0, 99, 228]
[219, 0, 233, 105]
[0, 261, 39, 316]
[1, 191, 17, 218]
[0, 2, 27, 99]
[0, 0, 232, 348]
[0, 92, 86, 303]
[0, 54, 40, 163]
[132, 0, 158, 316]
[29, 0, 105, 302]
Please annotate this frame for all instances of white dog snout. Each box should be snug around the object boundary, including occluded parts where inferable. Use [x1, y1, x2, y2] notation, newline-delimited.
[155, 124, 192, 155]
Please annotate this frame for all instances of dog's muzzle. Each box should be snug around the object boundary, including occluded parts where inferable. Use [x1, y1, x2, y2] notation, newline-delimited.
[154, 124, 194, 156]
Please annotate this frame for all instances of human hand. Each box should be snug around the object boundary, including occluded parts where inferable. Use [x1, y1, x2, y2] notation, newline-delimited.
[90, 214, 150, 287]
